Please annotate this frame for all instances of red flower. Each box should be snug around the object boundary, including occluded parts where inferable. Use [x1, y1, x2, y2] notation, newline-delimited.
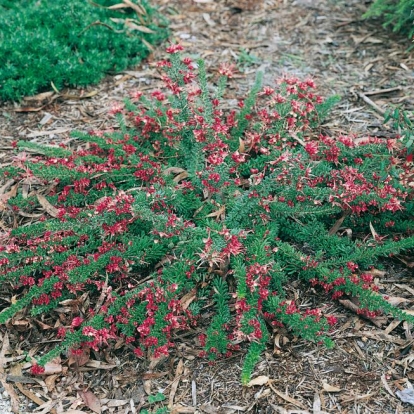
[30, 364, 45, 375]
[71, 317, 84, 328]
[218, 63, 236, 78]
[166, 43, 184, 54]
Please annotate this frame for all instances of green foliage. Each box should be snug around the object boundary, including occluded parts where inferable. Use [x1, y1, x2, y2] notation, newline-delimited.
[0, 0, 168, 101]
[364, 0, 414, 39]
[148, 392, 166, 404]
[0, 47, 413, 385]
[384, 106, 414, 155]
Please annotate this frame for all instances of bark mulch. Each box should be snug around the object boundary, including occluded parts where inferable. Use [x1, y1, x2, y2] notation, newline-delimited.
[0, 0, 414, 413]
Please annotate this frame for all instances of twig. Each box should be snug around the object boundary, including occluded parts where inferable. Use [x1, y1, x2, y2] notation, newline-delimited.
[78, 21, 124, 36]
[364, 86, 402, 96]
[357, 92, 386, 116]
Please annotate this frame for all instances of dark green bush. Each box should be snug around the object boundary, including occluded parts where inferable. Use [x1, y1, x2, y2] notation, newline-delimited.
[0, 0, 168, 101]
[364, 0, 414, 39]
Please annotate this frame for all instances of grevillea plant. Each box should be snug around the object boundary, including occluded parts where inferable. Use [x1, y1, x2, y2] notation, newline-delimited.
[1, 44, 413, 384]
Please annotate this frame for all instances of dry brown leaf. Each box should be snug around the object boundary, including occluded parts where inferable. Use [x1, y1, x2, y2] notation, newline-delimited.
[396, 255, 414, 268]
[369, 221, 379, 239]
[36, 194, 59, 218]
[238, 138, 245, 153]
[338, 298, 387, 328]
[142, 371, 169, 380]
[27, 128, 71, 138]
[107, 2, 131, 10]
[246, 375, 269, 387]
[123, 0, 146, 14]
[322, 382, 341, 392]
[14, 106, 46, 112]
[106, 399, 129, 407]
[62, 411, 89, 414]
[143, 379, 152, 395]
[200, 403, 219, 413]
[68, 347, 90, 368]
[24, 91, 55, 101]
[267, 381, 306, 409]
[14, 381, 49, 411]
[205, 205, 225, 219]
[173, 171, 189, 183]
[0, 333, 20, 413]
[381, 374, 395, 397]
[61, 90, 99, 100]
[0, 179, 15, 195]
[163, 167, 187, 175]
[79, 390, 101, 414]
[384, 319, 402, 335]
[172, 407, 196, 414]
[383, 295, 411, 307]
[84, 360, 117, 370]
[368, 268, 387, 278]
[125, 19, 155, 33]
[328, 211, 350, 235]
[44, 374, 59, 392]
[0, 184, 17, 212]
[179, 289, 196, 310]
[168, 359, 184, 408]
[43, 360, 62, 375]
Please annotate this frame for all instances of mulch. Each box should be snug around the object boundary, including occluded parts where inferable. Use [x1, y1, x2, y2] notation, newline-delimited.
[0, 0, 414, 413]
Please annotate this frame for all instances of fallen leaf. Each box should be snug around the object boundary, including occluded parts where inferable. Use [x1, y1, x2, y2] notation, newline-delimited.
[125, 19, 155, 33]
[338, 298, 387, 327]
[383, 295, 411, 307]
[24, 91, 54, 101]
[328, 211, 350, 235]
[143, 379, 152, 395]
[200, 403, 219, 414]
[0, 333, 21, 413]
[381, 374, 396, 397]
[323, 382, 341, 392]
[43, 360, 62, 375]
[14, 106, 46, 112]
[26, 128, 71, 138]
[267, 381, 306, 409]
[396, 387, 414, 405]
[173, 171, 189, 183]
[106, 399, 129, 407]
[179, 289, 196, 310]
[45, 374, 59, 392]
[79, 390, 101, 414]
[68, 347, 90, 368]
[368, 268, 387, 278]
[246, 375, 269, 387]
[168, 359, 184, 408]
[37, 194, 59, 218]
[85, 360, 117, 370]
[205, 205, 225, 219]
[163, 167, 187, 175]
[123, 0, 146, 14]
[62, 411, 89, 414]
[369, 221, 379, 239]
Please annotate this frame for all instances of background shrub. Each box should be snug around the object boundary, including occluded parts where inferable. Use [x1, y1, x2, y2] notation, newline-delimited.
[364, 0, 414, 39]
[0, 0, 168, 101]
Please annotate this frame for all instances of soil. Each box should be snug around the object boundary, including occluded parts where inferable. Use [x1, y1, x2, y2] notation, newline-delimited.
[0, 0, 414, 413]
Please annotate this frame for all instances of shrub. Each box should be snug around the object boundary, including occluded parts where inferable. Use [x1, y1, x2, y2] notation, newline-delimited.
[363, 0, 414, 39]
[0, 45, 413, 384]
[0, 0, 168, 102]
[383, 106, 414, 159]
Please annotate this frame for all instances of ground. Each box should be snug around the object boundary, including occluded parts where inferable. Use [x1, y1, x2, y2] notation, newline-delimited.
[0, 0, 414, 413]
